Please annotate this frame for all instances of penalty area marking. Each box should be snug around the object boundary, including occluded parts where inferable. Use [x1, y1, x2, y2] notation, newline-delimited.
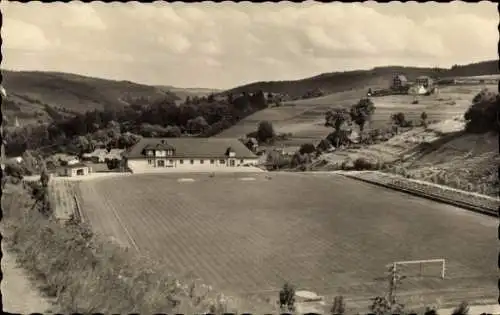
[178, 178, 195, 182]
[239, 177, 256, 181]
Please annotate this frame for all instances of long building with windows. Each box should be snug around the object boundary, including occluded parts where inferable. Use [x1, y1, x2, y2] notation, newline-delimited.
[124, 137, 259, 172]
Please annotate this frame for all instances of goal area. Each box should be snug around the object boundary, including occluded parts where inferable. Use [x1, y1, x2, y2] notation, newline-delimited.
[389, 259, 446, 280]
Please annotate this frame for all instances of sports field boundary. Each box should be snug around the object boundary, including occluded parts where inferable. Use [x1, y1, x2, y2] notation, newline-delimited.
[336, 171, 498, 217]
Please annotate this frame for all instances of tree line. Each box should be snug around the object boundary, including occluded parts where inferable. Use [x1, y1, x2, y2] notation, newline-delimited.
[4, 91, 269, 157]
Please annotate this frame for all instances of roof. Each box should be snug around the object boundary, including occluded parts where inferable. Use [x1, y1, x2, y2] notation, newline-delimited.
[53, 153, 77, 161]
[90, 149, 108, 156]
[125, 138, 258, 159]
[65, 163, 89, 169]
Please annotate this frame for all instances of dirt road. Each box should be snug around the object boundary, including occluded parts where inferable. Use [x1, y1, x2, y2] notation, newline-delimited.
[1, 242, 53, 313]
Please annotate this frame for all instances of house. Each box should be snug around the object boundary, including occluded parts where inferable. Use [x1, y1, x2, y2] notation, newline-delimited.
[409, 85, 428, 95]
[275, 146, 300, 157]
[124, 138, 259, 172]
[391, 74, 408, 90]
[415, 76, 434, 89]
[60, 163, 92, 177]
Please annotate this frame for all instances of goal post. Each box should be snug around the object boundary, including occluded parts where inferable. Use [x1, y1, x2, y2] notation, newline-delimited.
[389, 258, 446, 280]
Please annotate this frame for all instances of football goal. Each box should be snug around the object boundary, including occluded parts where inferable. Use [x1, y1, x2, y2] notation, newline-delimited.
[389, 258, 446, 280]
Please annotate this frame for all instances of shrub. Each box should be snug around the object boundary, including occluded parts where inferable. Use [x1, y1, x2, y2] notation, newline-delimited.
[299, 143, 316, 155]
[353, 157, 375, 170]
[464, 89, 499, 133]
[452, 302, 469, 315]
[325, 108, 350, 129]
[4, 162, 26, 179]
[331, 296, 346, 315]
[278, 282, 295, 312]
[391, 112, 408, 127]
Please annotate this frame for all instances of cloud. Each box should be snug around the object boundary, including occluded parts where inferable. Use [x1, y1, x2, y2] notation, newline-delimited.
[61, 4, 106, 30]
[2, 18, 50, 51]
[157, 33, 192, 54]
[1, 1, 497, 89]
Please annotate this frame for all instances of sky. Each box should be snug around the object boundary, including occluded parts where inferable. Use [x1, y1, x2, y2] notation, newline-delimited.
[1, 1, 498, 89]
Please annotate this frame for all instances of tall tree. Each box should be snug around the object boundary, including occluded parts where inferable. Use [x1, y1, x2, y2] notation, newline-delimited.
[350, 98, 375, 133]
[257, 120, 275, 143]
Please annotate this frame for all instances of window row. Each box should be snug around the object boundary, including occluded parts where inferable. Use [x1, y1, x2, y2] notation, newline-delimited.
[147, 159, 245, 165]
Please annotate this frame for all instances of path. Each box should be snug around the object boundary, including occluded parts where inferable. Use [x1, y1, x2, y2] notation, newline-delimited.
[1, 242, 53, 313]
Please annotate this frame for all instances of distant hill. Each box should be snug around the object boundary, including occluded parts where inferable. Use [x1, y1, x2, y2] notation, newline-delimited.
[2, 70, 180, 125]
[155, 85, 222, 102]
[224, 60, 498, 98]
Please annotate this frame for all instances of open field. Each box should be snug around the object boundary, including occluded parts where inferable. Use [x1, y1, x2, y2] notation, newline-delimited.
[75, 172, 496, 309]
[215, 84, 493, 146]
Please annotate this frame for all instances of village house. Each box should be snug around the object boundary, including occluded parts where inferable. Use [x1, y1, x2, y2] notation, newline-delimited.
[59, 163, 92, 177]
[391, 74, 408, 90]
[275, 146, 301, 157]
[124, 138, 259, 172]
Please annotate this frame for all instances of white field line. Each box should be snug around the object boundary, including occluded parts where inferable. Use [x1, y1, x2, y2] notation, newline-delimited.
[105, 194, 140, 252]
[239, 177, 256, 181]
[177, 178, 195, 182]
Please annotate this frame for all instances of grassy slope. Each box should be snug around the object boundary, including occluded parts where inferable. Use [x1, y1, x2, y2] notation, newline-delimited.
[401, 132, 499, 197]
[2, 70, 180, 125]
[217, 84, 492, 145]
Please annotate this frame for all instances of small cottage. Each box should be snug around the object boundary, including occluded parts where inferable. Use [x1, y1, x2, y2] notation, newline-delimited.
[61, 163, 92, 177]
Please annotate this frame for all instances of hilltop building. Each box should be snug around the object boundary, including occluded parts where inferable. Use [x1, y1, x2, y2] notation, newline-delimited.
[124, 138, 259, 172]
[415, 76, 434, 89]
[391, 74, 408, 90]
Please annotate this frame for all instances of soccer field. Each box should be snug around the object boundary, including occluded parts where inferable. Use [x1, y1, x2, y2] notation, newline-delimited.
[76, 172, 496, 303]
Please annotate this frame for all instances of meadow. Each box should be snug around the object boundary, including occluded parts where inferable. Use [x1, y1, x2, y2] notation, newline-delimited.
[75, 172, 496, 309]
[216, 84, 494, 146]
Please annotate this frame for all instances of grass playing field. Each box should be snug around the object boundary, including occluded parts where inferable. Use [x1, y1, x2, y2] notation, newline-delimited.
[75, 172, 496, 308]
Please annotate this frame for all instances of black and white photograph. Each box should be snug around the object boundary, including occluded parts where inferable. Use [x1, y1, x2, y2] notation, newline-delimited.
[1, 1, 499, 314]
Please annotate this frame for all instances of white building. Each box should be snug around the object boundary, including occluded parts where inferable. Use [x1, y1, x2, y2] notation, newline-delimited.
[60, 163, 92, 177]
[124, 138, 259, 172]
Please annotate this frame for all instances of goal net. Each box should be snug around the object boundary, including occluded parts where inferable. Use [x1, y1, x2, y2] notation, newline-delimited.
[389, 259, 446, 280]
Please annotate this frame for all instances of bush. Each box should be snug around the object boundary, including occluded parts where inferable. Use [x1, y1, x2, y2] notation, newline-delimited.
[464, 89, 499, 133]
[299, 143, 316, 155]
[4, 162, 26, 179]
[391, 112, 408, 127]
[353, 157, 375, 170]
[278, 282, 295, 312]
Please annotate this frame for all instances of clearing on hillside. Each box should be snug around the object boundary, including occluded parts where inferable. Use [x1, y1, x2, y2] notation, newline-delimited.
[75, 172, 496, 308]
[216, 84, 494, 147]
